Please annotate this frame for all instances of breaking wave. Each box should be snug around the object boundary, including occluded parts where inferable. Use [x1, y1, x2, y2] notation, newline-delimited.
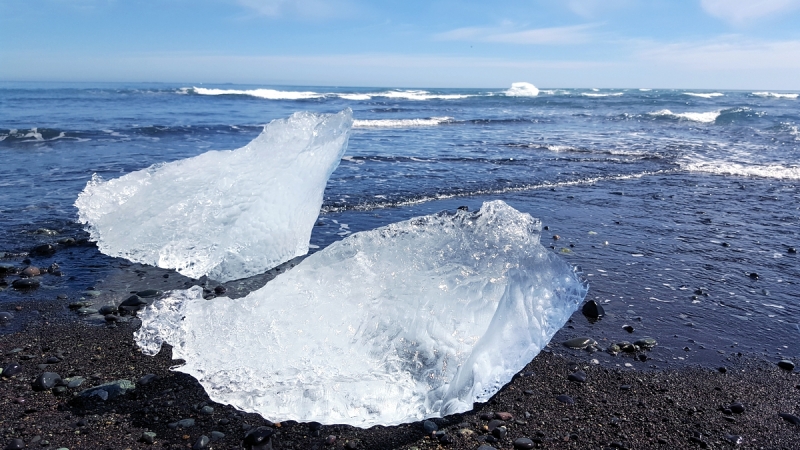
[183, 87, 473, 101]
[648, 109, 721, 123]
[752, 92, 798, 99]
[353, 117, 454, 128]
[581, 92, 624, 98]
[505, 82, 539, 97]
[682, 161, 800, 180]
[683, 92, 724, 98]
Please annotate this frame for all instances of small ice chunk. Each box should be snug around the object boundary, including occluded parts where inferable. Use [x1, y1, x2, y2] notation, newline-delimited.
[76, 109, 353, 282]
[135, 200, 587, 427]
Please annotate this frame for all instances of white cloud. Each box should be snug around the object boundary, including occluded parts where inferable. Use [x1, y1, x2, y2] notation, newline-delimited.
[435, 24, 597, 45]
[700, 0, 800, 25]
[636, 37, 800, 70]
[235, 0, 354, 19]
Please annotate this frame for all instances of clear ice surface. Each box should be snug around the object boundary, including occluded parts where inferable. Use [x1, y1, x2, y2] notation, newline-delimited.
[76, 109, 353, 282]
[135, 200, 587, 427]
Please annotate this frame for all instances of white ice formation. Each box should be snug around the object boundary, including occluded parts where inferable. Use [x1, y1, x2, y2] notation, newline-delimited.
[135, 200, 588, 427]
[505, 82, 539, 97]
[76, 109, 353, 282]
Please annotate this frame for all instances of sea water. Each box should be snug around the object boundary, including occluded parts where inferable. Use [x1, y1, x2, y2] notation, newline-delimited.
[1, 82, 798, 367]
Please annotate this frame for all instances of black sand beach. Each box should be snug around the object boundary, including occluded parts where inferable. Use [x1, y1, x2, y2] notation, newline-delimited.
[1, 293, 799, 450]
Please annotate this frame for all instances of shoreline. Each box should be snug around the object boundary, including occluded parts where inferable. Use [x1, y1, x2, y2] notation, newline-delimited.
[1, 304, 798, 450]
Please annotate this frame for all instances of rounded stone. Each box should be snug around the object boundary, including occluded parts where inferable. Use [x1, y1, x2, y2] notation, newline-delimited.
[120, 295, 147, 307]
[214, 285, 227, 295]
[0, 312, 13, 322]
[31, 244, 56, 255]
[778, 360, 795, 371]
[730, 402, 745, 414]
[140, 432, 156, 444]
[634, 337, 658, 349]
[556, 394, 574, 404]
[749, 272, 759, 280]
[422, 420, 438, 433]
[192, 435, 210, 450]
[513, 437, 535, 449]
[581, 300, 605, 319]
[568, 371, 587, 383]
[21, 266, 41, 277]
[563, 337, 596, 349]
[789, 247, 797, 254]
[12, 278, 40, 290]
[622, 325, 634, 333]
[491, 426, 507, 440]
[136, 289, 162, 298]
[2, 362, 22, 378]
[243, 427, 274, 446]
[3, 438, 25, 450]
[779, 413, 800, 425]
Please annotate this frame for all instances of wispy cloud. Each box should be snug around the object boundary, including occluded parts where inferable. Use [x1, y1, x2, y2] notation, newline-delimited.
[700, 0, 800, 25]
[435, 23, 597, 45]
[636, 36, 800, 69]
[235, 0, 354, 19]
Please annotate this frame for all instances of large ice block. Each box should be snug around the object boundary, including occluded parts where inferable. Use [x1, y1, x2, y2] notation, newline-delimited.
[76, 109, 353, 282]
[135, 200, 587, 427]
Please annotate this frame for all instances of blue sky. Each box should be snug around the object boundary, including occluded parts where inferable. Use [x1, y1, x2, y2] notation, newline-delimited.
[1, 0, 799, 89]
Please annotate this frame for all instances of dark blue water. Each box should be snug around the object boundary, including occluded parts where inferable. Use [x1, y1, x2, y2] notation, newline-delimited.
[1, 82, 799, 367]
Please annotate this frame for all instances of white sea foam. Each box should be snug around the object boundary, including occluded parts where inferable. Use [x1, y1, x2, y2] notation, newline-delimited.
[191, 87, 324, 100]
[752, 92, 798, 99]
[186, 87, 472, 101]
[505, 82, 539, 97]
[371, 90, 471, 100]
[353, 117, 454, 128]
[581, 92, 624, 98]
[639, 88, 652, 91]
[648, 109, 720, 123]
[683, 92, 724, 98]
[682, 161, 800, 180]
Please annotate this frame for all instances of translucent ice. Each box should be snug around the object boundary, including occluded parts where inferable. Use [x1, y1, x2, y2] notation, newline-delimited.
[76, 109, 353, 282]
[135, 200, 587, 427]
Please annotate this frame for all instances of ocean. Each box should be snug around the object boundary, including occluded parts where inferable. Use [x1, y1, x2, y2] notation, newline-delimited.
[1, 82, 798, 368]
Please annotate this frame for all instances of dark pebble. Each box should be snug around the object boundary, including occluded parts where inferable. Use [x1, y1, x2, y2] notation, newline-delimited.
[749, 272, 759, 279]
[140, 432, 156, 444]
[479, 412, 495, 420]
[138, 373, 157, 385]
[568, 371, 587, 383]
[717, 366, 727, 373]
[325, 435, 337, 445]
[192, 435, 210, 450]
[98, 305, 117, 315]
[779, 413, 800, 425]
[3, 438, 25, 450]
[633, 337, 657, 349]
[722, 242, 730, 247]
[214, 285, 227, 295]
[491, 426, 507, 440]
[556, 394, 574, 404]
[31, 244, 56, 255]
[563, 337, 596, 349]
[211, 431, 225, 441]
[622, 325, 634, 333]
[637, 354, 648, 362]
[513, 437, 535, 449]
[0, 311, 12, 322]
[136, 289, 162, 298]
[487, 419, 505, 431]
[730, 402, 745, 414]
[438, 433, 453, 445]
[243, 427, 274, 448]
[423, 420, 438, 433]
[777, 360, 795, 370]
[120, 295, 147, 307]
[788, 247, 797, 254]
[581, 300, 605, 319]
[11, 278, 40, 290]
[2, 362, 22, 378]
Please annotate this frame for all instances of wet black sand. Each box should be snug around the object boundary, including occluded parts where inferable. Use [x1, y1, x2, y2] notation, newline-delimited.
[1, 296, 799, 450]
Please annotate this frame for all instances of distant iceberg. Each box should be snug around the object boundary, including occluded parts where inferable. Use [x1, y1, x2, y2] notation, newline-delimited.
[135, 200, 588, 427]
[505, 82, 539, 97]
[76, 109, 353, 282]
